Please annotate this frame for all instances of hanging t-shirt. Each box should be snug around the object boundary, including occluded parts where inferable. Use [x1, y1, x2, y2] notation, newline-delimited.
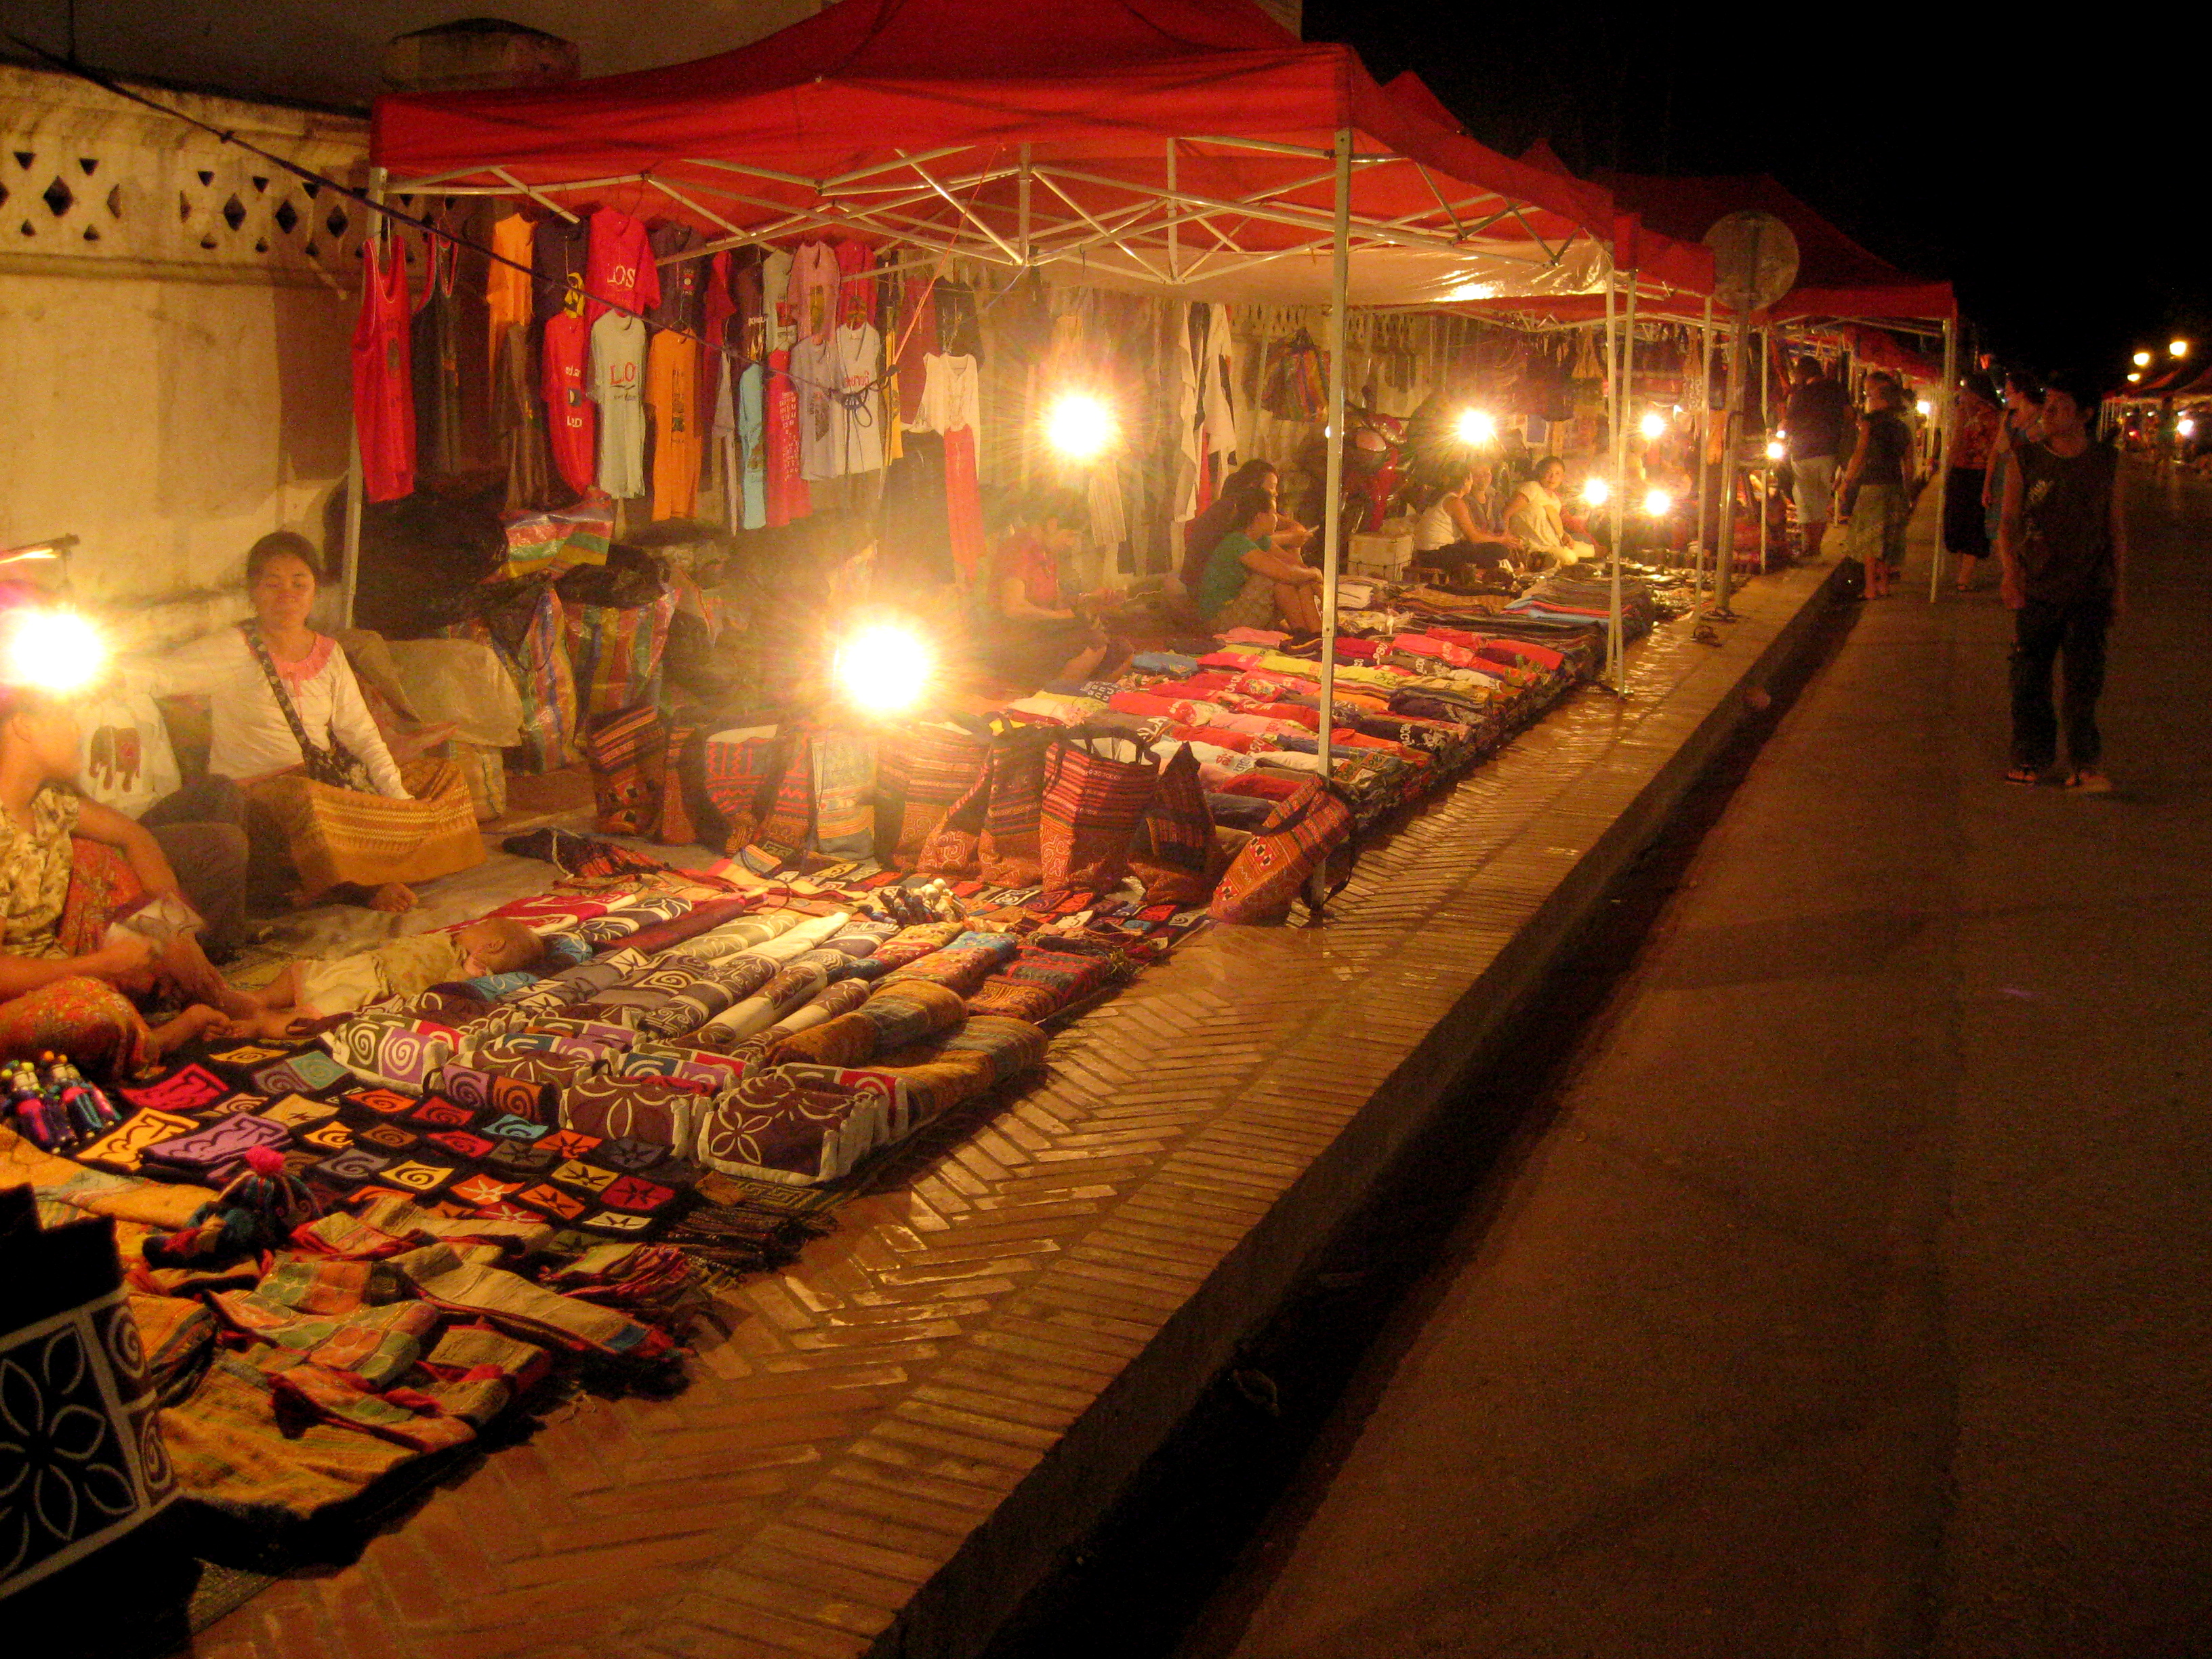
[531, 216, 589, 328]
[584, 207, 660, 324]
[916, 351, 980, 434]
[766, 348, 809, 527]
[834, 321, 885, 474]
[795, 241, 841, 342]
[762, 247, 796, 351]
[487, 211, 535, 368]
[834, 238, 875, 330]
[738, 362, 767, 531]
[541, 310, 596, 496]
[793, 331, 839, 480]
[352, 237, 415, 503]
[894, 273, 938, 428]
[589, 311, 647, 497]
[647, 329, 701, 520]
[647, 223, 705, 333]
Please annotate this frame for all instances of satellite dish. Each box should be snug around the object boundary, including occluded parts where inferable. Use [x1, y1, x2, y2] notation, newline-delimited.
[1704, 209, 1799, 312]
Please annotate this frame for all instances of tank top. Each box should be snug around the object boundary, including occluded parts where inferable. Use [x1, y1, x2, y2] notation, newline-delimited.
[2014, 441, 2118, 607]
[351, 238, 415, 503]
[1414, 495, 1460, 552]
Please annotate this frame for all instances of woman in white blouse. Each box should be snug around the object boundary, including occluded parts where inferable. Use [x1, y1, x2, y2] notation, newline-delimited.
[146, 533, 484, 913]
[1505, 455, 1597, 571]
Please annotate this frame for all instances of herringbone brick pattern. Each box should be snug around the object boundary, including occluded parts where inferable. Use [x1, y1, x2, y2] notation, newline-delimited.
[194, 567, 1826, 1659]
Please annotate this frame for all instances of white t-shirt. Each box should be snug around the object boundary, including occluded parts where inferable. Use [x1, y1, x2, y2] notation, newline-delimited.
[793, 331, 838, 480]
[589, 312, 647, 498]
[915, 352, 980, 434]
[1507, 479, 1569, 550]
[136, 628, 409, 797]
[832, 321, 884, 474]
[762, 249, 796, 350]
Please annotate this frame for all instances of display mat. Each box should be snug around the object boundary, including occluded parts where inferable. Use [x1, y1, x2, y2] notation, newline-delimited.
[127, 564, 1839, 1658]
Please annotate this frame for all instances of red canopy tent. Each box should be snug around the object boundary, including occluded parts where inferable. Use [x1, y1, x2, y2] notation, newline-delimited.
[367, 0, 1677, 724]
[374, 0, 1617, 310]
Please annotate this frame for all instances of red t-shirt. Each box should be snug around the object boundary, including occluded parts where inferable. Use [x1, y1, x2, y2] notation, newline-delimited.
[541, 312, 596, 495]
[351, 239, 415, 502]
[583, 208, 661, 324]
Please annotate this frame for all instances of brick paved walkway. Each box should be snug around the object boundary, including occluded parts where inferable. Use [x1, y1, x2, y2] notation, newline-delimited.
[194, 558, 1835, 1659]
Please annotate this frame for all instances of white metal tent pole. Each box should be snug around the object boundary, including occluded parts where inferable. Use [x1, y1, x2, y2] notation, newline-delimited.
[340, 163, 387, 630]
[1929, 316, 1959, 602]
[1613, 280, 1637, 687]
[1713, 293, 1751, 615]
[1603, 264, 1620, 615]
[1317, 127, 1351, 791]
[1756, 328, 1771, 573]
[1696, 293, 1715, 613]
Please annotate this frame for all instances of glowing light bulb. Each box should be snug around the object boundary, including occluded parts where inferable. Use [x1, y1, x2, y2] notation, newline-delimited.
[0, 609, 108, 696]
[1582, 476, 1611, 507]
[1045, 393, 1116, 461]
[1643, 489, 1673, 516]
[1454, 408, 1496, 445]
[1638, 410, 1667, 441]
[834, 624, 933, 715]
[2133, 350, 2152, 367]
[2172, 339, 2191, 358]
[1765, 438, 1786, 462]
[1916, 398, 1932, 417]
[2128, 372, 2142, 383]
[2182, 417, 2198, 438]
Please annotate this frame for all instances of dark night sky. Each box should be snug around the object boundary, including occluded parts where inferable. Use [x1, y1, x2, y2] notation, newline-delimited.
[1307, 2, 2202, 384]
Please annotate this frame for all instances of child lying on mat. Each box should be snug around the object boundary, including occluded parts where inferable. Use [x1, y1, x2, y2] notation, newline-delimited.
[247, 917, 548, 1033]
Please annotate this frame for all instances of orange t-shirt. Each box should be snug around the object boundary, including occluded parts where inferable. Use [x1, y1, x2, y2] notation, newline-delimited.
[647, 330, 702, 520]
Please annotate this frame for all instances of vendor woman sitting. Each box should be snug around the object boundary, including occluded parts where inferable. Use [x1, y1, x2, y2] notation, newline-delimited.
[1195, 485, 1324, 637]
[1505, 455, 1597, 570]
[0, 682, 252, 1078]
[985, 490, 1128, 687]
[138, 532, 484, 914]
[1179, 458, 1309, 598]
[1410, 460, 1525, 579]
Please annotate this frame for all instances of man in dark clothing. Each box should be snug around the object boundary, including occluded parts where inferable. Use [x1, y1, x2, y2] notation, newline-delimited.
[1783, 356, 1853, 553]
[1997, 367, 2126, 790]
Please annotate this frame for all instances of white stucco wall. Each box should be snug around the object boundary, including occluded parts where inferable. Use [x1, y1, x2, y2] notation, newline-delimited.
[0, 64, 368, 649]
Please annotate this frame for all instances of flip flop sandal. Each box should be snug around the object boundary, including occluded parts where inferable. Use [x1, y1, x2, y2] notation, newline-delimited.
[2062, 771, 2114, 794]
[2003, 767, 2040, 785]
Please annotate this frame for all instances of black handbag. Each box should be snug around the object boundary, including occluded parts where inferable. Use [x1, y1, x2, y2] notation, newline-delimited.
[241, 623, 379, 792]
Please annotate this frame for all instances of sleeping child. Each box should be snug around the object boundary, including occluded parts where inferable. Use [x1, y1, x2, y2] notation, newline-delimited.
[250, 916, 547, 1033]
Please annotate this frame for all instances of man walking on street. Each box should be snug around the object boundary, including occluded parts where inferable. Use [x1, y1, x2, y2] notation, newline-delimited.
[1783, 356, 1853, 556]
[1997, 367, 2125, 791]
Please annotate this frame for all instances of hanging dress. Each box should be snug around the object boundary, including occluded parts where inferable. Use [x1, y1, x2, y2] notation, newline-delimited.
[352, 237, 415, 503]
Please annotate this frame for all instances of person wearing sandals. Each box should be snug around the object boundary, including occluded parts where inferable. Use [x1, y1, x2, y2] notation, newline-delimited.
[138, 533, 485, 912]
[1996, 367, 2125, 792]
[1835, 373, 1914, 597]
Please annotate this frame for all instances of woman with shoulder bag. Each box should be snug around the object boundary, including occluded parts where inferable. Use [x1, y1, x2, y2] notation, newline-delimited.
[140, 533, 484, 912]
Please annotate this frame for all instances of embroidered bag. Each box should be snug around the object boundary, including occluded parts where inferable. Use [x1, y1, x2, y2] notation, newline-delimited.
[1126, 745, 1216, 905]
[1038, 730, 1158, 893]
[1207, 777, 1353, 925]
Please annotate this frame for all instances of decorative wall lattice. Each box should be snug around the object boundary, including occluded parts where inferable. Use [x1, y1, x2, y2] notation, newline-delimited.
[0, 64, 369, 280]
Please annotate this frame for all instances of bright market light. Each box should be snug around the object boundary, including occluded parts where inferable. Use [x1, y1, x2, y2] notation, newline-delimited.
[1044, 392, 1117, 461]
[2182, 417, 2198, 438]
[0, 608, 108, 696]
[2172, 339, 2192, 358]
[1643, 488, 1674, 516]
[1917, 398, 1933, 417]
[2133, 350, 2153, 367]
[1764, 438, 1787, 462]
[2128, 372, 2143, 383]
[834, 624, 933, 716]
[1638, 410, 1668, 441]
[1454, 407, 1497, 446]
[1582, 476, 1611, 507]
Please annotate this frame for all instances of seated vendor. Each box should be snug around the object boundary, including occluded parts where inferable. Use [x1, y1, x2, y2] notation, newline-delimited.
[985, 491, 1129, 687]
[1505, 455, 1597, 570]
[1195, 486, 1324, 638]
[248, 916, 546, 1036]
[1410, 461, 1525, 580]
[1179, 459, 1310, 598]
[0, 682, 253, 1078]
[137, 532, 485, 915]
